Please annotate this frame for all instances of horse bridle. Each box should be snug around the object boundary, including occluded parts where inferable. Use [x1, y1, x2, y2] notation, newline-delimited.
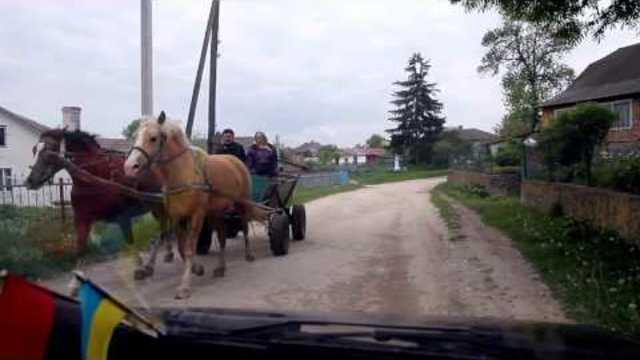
[128, 134, 190, 170]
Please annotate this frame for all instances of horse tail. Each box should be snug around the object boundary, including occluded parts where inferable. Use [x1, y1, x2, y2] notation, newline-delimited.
[244, 200, 270, 224]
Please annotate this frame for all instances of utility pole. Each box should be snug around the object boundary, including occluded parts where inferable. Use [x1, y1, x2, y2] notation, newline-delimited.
[140, 0, 153, 116]
[207, 0, 220, 154]
[186, 0, 218, 138]
[193, 0, 221, 255]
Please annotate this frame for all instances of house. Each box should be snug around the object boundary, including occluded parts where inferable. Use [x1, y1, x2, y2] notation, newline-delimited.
[444, 126, 498, 157]
[0, 105, 132, 188]
[541, 42, 640, 154]
[293, 141, 323, 163]
[338, 146, 387, 166]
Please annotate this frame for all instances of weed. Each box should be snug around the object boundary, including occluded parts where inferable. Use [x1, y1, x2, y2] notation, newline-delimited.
[436, 182, 640, 336]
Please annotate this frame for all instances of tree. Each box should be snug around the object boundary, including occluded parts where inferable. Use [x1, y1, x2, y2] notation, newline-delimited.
[431, 131, 472, 168]
[540, 104, 615, 185]
[450, 0, 640, 39]
[366, 134, 386, 148]
[318, 145, 339, 165]
[122, 119, 142, 140]
[479, 20, 575, 131]
[387, 53, 445, 164]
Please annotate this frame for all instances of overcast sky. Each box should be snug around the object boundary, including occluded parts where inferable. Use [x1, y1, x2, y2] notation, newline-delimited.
[1, 1, 638, 147]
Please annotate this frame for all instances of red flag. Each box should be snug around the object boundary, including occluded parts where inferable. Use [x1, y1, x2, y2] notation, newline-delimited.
[0, 275, 56, 360]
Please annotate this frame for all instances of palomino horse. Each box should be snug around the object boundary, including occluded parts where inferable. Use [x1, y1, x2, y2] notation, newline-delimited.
[25, 128, 175, 273]
[124, 112, 263, 299]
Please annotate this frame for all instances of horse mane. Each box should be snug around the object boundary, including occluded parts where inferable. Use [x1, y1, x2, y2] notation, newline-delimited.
[64, 130, 100, 149]
[41, 128, 101, 150]
[139, 116, 191, 148]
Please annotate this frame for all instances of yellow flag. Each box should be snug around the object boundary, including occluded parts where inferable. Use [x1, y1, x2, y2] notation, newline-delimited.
[85, 299, 126, 360]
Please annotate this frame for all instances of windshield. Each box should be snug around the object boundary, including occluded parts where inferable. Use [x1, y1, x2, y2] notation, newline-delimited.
[2, 0, 640, 348]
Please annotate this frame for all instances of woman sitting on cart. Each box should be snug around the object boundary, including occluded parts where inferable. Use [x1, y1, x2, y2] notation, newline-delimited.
[246, 131, 278, 177]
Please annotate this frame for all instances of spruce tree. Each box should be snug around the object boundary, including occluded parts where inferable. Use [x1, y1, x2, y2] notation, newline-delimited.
[387, 53, 445, 164]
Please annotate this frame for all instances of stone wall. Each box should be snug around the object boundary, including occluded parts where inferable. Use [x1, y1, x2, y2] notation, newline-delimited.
[522, 180, 640, 244]
[447, 170, 520, 196]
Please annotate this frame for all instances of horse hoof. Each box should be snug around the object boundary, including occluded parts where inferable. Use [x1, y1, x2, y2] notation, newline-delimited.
[164, 252, 175, 263]
[213, 267, 226, 278]
[134, 268, 147, 281]
[175, 287, 191, 299]
[134, 266, 154, 280]
[245, 253, 255, 262]
[191, 263, 205, 276]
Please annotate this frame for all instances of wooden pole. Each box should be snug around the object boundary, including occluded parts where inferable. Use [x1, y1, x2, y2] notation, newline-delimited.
[199, 0, 220, 253]
[185, 0, 217, 139]
[59, 178, 66, 224]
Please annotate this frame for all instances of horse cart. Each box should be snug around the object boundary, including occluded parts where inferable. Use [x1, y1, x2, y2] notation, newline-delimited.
[197, 174, 307, 256]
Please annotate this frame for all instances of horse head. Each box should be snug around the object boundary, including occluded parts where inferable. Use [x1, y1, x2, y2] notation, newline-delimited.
[25, 128, 101, 189]
[124, 111, 189, 178]
[25, 128, 67, 189]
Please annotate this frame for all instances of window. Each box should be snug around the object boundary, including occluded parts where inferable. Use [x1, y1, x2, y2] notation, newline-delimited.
[553, 107, 574, 118]
[594, 100, 633, 130]
[610, 100, 632, 129]
[0, 126, 6, 147]
[0, 168, 12, 191]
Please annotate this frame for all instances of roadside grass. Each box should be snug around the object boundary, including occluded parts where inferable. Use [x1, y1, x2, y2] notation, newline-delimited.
[0, 204, 160, 280]
[292, 183, 363, 204]
[434, 182, 640, 336]
[352, 167, 448, 185]
[430, 189, 464, 241]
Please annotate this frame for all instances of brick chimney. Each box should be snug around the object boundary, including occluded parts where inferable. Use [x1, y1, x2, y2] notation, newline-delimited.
[62, 106, 81, 131]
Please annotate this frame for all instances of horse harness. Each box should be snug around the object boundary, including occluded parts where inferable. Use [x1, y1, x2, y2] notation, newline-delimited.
[128, 138, 215, 198]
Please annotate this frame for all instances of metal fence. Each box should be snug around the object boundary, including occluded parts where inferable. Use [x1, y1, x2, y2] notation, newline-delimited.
[298, 171, 350, 188]
[0, 177, 72, 208]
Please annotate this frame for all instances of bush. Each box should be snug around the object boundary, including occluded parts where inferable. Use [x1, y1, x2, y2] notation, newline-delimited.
[494, 142, 521, 166]
[592, 154, 640, 194]
[540, 104, 615, 185]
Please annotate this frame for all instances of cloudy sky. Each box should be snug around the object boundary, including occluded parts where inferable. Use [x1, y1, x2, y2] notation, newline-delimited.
[1, 1, 638, 147]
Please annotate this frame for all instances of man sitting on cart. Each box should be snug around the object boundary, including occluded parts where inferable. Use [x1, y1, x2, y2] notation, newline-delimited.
[246, 131, 278, 177]
[216, 128, 247, 162]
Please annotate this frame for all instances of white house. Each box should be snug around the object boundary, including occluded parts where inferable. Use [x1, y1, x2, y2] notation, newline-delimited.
[0, 105, 130, 206]
[0, 106, 64, 185]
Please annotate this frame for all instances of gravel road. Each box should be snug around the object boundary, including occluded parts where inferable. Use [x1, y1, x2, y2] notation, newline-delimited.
[46, 178, 567, 323]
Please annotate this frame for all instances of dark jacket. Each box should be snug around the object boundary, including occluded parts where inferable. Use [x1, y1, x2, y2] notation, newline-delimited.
[246, 144, 278, 177]
[216, 142, 247, 162]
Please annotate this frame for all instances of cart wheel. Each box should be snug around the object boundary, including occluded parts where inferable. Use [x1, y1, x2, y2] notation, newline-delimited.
[291, 204, 306, 241]
[269, 213, 290, 256]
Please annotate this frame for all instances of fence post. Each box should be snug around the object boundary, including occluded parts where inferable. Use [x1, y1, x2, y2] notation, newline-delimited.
[59, 178, 66, 224]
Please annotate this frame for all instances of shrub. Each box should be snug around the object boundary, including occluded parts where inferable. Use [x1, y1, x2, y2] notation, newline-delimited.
[540, 104, 615, 185]
[494, 142, 521, 166]
[592, 154, 640, 194]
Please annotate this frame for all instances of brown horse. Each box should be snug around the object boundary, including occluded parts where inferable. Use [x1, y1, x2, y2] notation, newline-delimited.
[124, 112, 262, 299]
[24, 128, 174, 274]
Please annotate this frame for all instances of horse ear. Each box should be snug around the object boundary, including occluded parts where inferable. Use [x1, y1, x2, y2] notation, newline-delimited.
[158, 111, 166, 125]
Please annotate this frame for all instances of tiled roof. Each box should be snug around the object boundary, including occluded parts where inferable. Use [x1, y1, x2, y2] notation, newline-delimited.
[542, 42, 640, 107]
[96, 138, 133, 153]
[445, 127, 497, 142]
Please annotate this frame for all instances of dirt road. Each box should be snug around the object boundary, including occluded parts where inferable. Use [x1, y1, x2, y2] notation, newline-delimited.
[46, 178, 567, 322]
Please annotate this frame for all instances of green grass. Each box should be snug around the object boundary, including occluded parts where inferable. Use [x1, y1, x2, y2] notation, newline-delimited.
[0, 204, 161, 280]
[292, 184, 363, 204]
[435, 182, 640, 336]
[352, 167, 448, 185]
[430, 190, 464, 241]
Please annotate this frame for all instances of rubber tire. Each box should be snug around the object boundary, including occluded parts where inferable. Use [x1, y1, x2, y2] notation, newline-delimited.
[269, 213, 290, 256]
[291, 204, 306, 241]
